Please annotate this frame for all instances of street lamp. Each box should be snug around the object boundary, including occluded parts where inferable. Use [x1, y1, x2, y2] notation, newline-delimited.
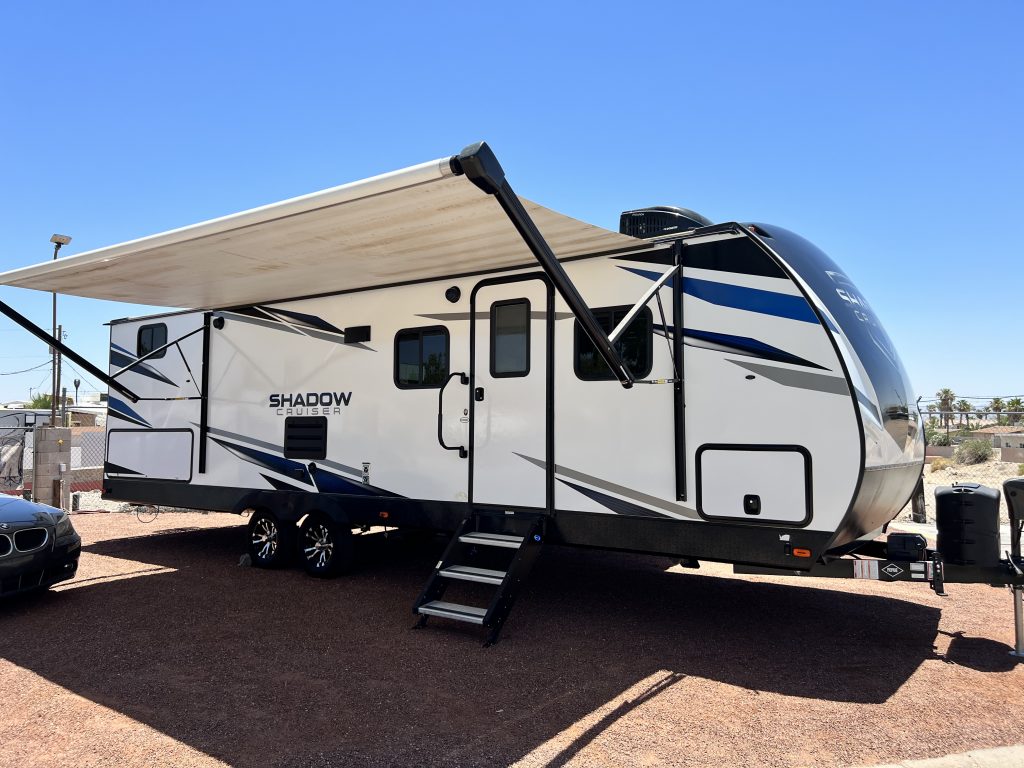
[49, 234, 71, 424]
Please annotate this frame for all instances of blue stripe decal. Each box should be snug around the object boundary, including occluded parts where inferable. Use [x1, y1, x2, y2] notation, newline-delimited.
[309, 466, 393, 496]
[108, 397, 151, 428]
[210, 438, 313, 485]
[620, 267, 819, 324]
[211, 437, 399, 497]
[682, 328, 828, 370]
[109, 348, 178, 387]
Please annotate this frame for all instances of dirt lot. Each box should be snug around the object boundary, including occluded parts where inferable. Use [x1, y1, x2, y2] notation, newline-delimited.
[1, 513, 1023, 768]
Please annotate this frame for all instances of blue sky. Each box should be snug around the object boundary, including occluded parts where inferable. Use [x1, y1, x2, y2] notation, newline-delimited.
[1, 1, 1021, 404]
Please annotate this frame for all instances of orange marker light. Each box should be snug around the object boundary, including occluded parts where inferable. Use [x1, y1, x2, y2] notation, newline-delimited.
[792, 547, 812, 558]
[379, 511, 390, 520]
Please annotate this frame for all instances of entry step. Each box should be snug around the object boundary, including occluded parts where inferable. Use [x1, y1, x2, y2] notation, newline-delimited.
[439, 564, 507, 585]
[458, 532, 524, 549]
[417, 600, 487, 625]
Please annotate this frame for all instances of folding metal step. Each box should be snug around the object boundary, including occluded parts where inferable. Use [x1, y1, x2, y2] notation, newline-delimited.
[458, 531, 524, 549]
[417, 600, 487, 625]
[439, 564, 506, 585]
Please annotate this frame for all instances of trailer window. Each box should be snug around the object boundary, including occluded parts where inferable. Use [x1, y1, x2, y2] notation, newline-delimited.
[491, 299, 530, 377]
[283, 416, 328, 459]
[574, 306, 653, 381]
[394, 326, 449, 388]
[137, 323, 168, 359]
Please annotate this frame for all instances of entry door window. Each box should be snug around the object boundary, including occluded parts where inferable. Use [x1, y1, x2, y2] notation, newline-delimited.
[490, 299, 530, 377]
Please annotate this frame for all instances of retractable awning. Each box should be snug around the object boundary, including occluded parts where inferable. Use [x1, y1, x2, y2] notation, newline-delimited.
[0, 153, 640, 309]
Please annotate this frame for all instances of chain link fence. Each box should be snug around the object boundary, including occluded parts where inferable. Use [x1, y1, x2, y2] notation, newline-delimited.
[0, 429, 28, 491]
[73, 427, 105, 469]
[898, 456, 1023, 525]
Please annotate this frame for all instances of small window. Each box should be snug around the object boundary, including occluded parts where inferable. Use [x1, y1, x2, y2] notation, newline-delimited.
[394, 326, 449, 388]
[574, 306, 653, 381]
[284, 416, 328, 459]
[491, 299, 530, 377]
[138, 323, 168, 359]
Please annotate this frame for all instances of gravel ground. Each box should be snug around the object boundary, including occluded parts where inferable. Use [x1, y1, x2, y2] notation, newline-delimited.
[1, 512, 1023, 768]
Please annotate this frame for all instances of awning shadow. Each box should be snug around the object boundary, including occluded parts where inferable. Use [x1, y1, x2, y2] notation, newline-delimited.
[3, 525, 946, 767]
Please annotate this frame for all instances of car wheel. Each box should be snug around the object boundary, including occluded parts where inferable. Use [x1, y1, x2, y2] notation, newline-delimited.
[299, 512, 353, 578]
[247, 509, 294, 568]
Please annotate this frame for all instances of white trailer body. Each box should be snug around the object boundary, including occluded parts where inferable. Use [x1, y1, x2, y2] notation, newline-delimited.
[0, 142, 931, 641]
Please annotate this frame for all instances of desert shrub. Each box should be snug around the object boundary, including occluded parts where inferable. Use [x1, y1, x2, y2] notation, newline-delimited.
[1019, 463, 1024, 476]
[929, 432, 952, 447]
[931, 457, 953, 471]
[953, 439, 993, 465]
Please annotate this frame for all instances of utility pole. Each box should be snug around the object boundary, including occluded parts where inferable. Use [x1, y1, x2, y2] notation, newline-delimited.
[49, 234, 71, 424]
[55, 324, 62, 425]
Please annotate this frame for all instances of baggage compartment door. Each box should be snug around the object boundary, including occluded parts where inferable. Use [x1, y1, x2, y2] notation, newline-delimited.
[106, 429, 194, 481]
[696, 444, 811, 525]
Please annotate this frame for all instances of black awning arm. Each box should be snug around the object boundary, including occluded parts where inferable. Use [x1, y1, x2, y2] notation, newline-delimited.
[0, 299, 141, 403]
[451, 142, 634, 388]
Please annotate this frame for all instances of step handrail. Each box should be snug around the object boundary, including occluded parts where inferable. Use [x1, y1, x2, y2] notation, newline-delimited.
[437, 371, 468, 458]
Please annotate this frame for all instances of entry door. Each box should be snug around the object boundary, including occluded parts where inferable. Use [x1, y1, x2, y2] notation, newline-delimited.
[471, 278, 551, 510]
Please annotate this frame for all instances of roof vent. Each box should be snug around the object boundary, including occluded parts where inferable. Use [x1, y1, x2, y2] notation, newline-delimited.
[619, 206, 713, 239]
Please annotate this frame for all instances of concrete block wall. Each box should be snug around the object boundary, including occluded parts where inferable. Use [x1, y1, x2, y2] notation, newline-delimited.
[1002, 447, 1024, 463]
[32, 427, 72, 510]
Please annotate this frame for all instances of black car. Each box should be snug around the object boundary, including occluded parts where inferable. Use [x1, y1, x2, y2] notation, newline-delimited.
[0, 496, 80, 596]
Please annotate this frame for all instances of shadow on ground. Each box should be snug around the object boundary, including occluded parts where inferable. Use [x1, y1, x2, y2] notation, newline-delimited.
[2, 525, 947, 767]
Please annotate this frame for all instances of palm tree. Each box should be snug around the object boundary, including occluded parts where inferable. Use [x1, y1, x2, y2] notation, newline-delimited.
[955, 399, 972, 428]
[936, 388, 956, 429]
[1007, 397, 1024, 427]
[988, 397, 1005, 423]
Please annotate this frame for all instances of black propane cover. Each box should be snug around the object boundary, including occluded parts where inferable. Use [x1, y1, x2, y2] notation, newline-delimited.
[935, 482, 1001, 567]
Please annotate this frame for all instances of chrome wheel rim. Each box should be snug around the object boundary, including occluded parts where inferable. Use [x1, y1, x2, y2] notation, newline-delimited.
[251, 517, 278, 561]
[303, 522, 333, 568]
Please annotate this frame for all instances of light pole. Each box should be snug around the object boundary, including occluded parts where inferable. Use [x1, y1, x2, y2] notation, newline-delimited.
[73, 379, 80, 405]
[49, 234, 71, 425]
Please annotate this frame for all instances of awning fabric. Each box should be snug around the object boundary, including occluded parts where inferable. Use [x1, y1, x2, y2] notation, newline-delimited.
[0, 156, 640, 309]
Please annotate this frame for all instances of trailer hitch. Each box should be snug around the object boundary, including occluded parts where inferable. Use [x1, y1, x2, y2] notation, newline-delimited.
[930, 551, 947, 596]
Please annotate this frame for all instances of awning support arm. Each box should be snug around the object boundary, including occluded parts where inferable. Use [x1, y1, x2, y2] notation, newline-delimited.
[608, 263, 680, 344]
[110, 326, 204, 379]
[0, 299, 141, 404]
[451, 142, 634, 389]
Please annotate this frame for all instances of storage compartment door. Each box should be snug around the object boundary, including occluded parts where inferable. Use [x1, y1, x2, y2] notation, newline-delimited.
[697, 445, 810, 525]
[106, 429, 194, 482]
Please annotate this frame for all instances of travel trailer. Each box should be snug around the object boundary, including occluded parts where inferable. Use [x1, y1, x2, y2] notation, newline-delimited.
[0, 142, 1020, 647]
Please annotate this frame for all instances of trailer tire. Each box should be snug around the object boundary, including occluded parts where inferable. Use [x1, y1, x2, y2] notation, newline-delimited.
[298, 512, 353, 578]
[247, 509, 295, 569]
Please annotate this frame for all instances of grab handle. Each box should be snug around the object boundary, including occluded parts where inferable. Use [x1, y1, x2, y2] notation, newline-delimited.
[437, 372, 469, 459]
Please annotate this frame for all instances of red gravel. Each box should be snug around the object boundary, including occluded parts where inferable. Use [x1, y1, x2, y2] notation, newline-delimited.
[1, 512, 1022, 768]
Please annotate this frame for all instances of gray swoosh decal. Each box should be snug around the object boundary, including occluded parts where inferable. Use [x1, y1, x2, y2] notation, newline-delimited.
[557, 479, 674, 518]
[199, 425, 363, 478]
[219, 312, 374, 351]
[514, 453, 698, 520]
[728, 360, 850, 396]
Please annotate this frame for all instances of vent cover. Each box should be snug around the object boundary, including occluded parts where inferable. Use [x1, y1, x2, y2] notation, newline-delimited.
[284, 416, 328, 459]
